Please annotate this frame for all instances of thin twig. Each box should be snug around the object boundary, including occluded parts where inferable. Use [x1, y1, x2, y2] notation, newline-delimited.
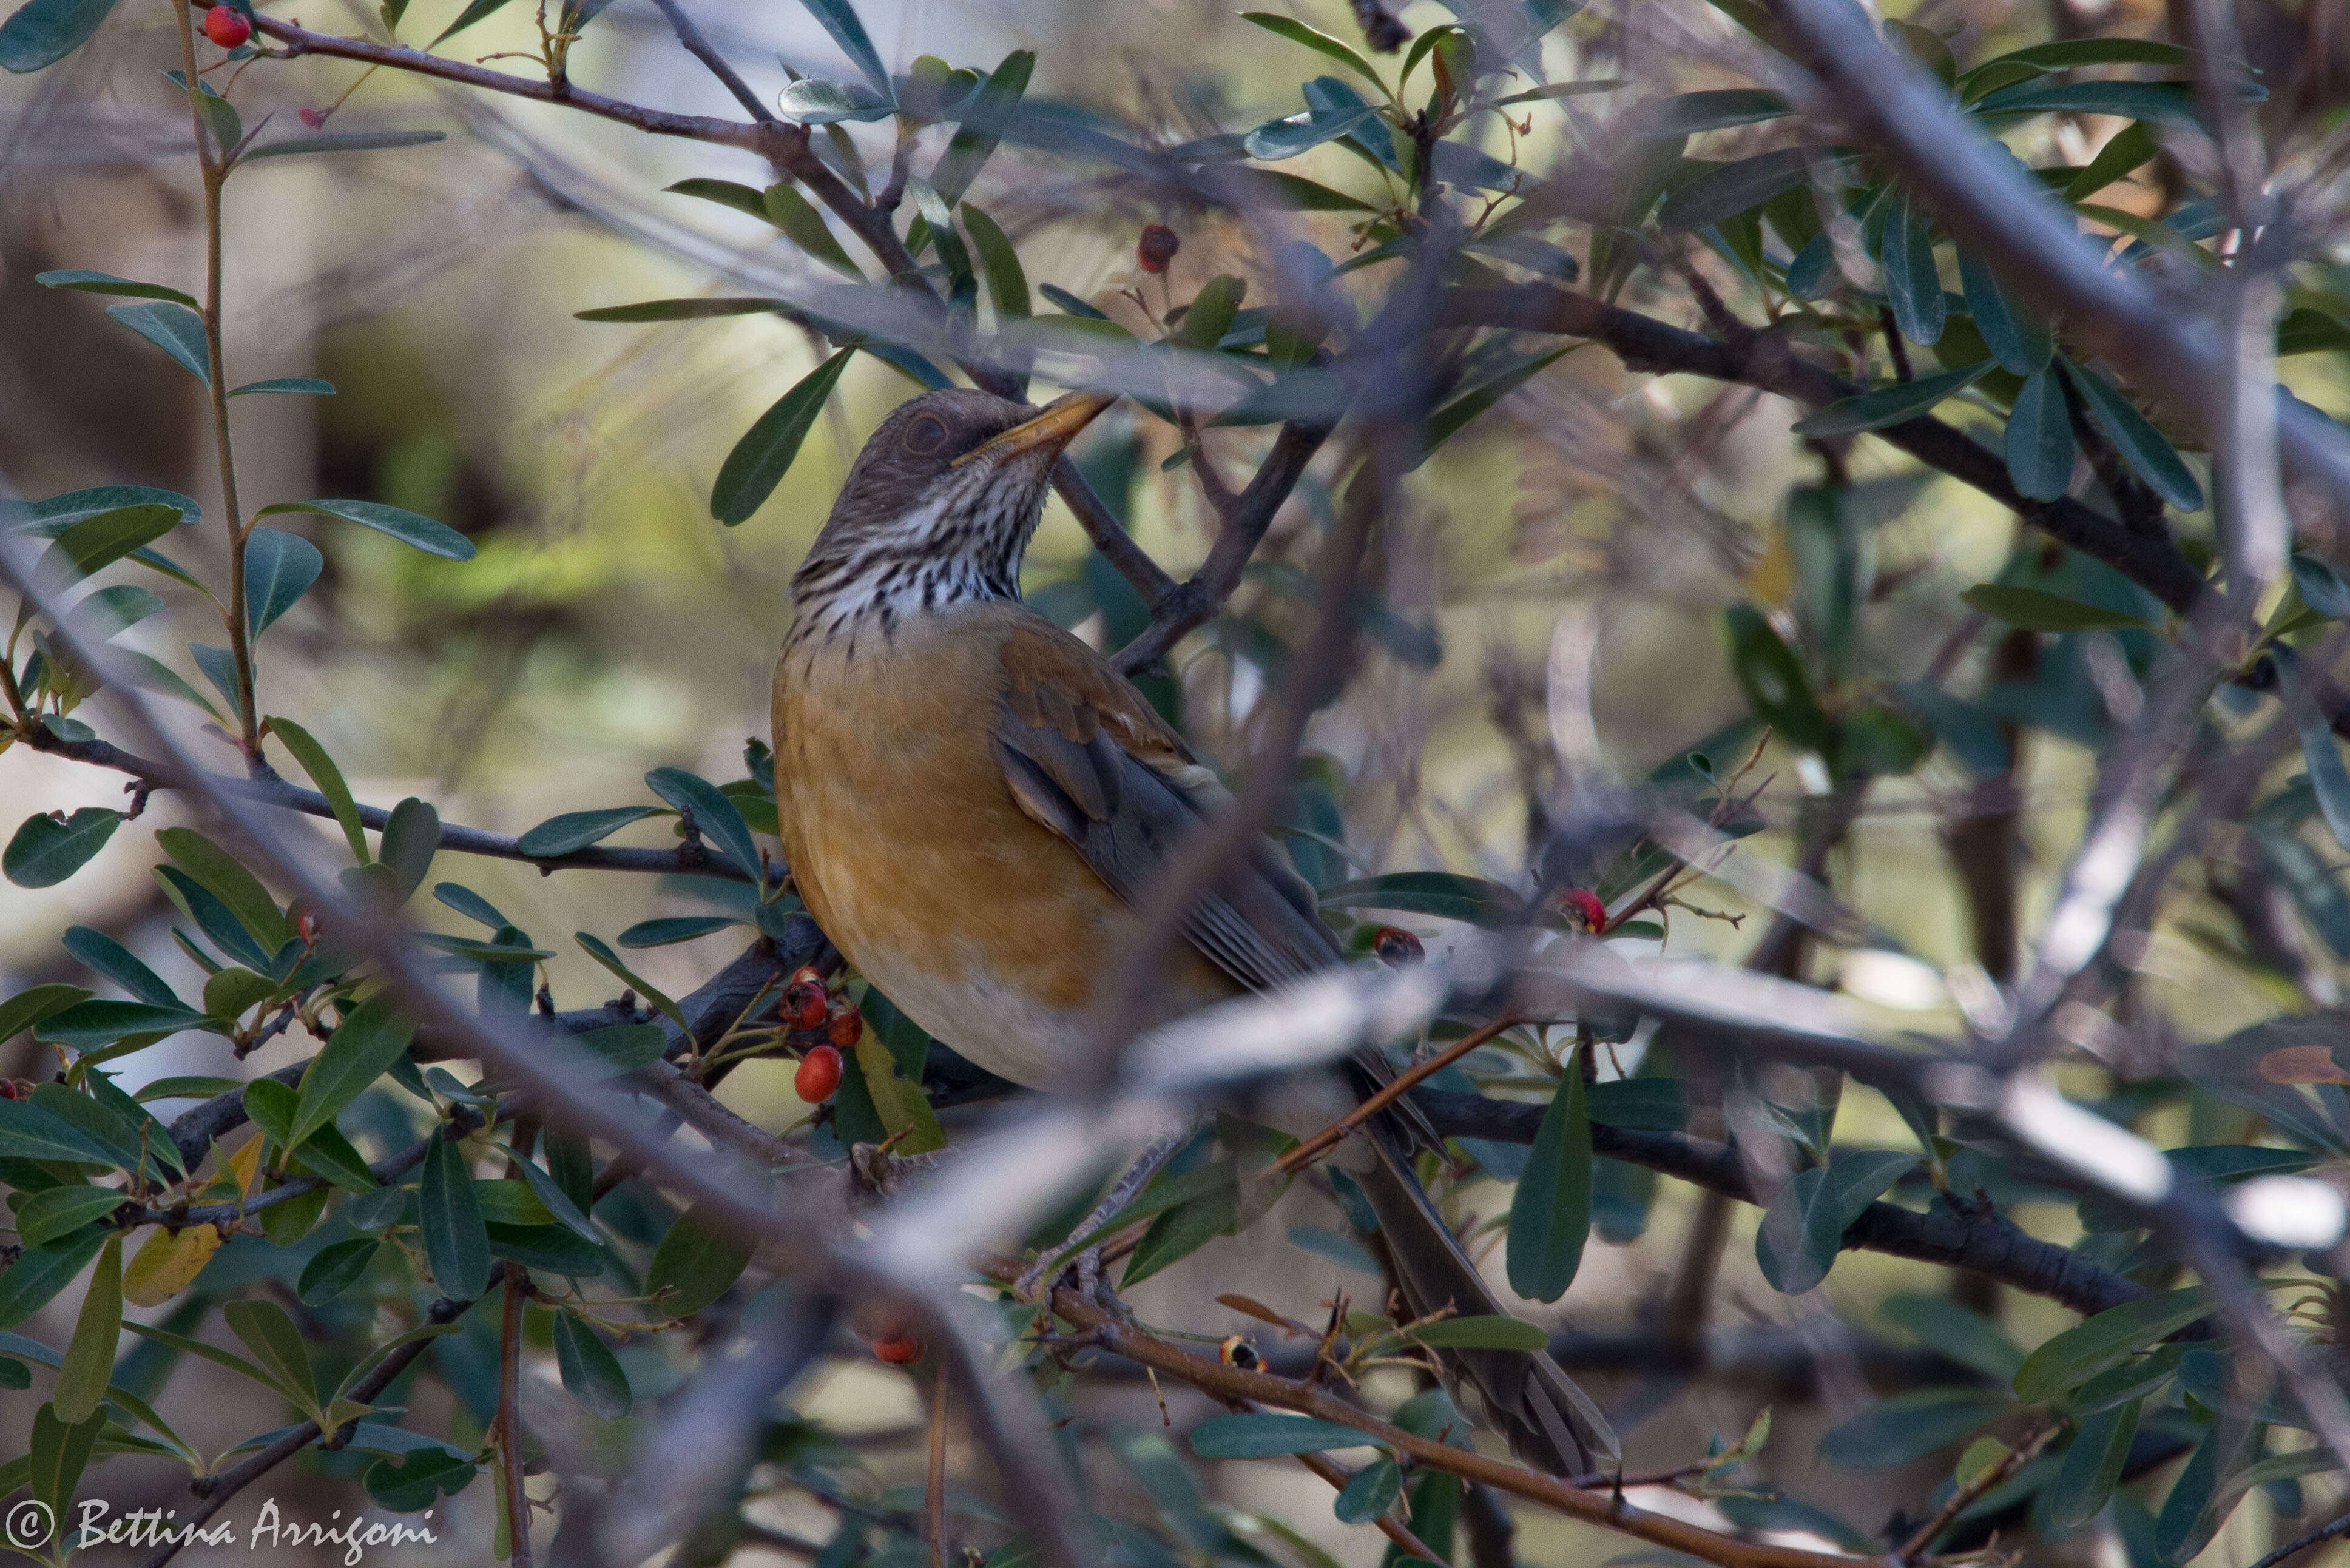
[926, 1368, 949, 1568]
[1274, 1016, 1522, 1176]
[498, 1262, 536, 1568]
[642, 0, 772, 124]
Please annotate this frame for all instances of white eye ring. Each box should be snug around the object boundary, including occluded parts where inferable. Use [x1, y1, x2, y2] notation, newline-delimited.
[903, 415, 950, 455]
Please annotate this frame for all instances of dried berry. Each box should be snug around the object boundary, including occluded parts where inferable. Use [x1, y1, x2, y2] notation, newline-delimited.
[204, 5, 251, 46]
[872, 1331, 923, 1364]
[1561, 889, 1608, 932]
[298, 107, 327, 129]
[1372, 926, 1423, 967]
[826, 1006, 863, 1051]
[1136, 223, 1180, 275]
[1217, 1335, 1261, 1371]
[782, 970, 829, 1031]
[794, 1044, 843, 1103]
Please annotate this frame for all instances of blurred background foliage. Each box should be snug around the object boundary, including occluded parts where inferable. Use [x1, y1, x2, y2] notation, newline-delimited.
[7, 0, 2350, 1561]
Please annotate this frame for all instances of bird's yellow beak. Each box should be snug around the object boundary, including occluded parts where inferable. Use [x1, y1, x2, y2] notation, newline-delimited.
[953, 389, 1119, 468]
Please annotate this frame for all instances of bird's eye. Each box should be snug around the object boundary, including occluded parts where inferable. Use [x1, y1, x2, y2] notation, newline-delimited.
[902, 414, 950, 455]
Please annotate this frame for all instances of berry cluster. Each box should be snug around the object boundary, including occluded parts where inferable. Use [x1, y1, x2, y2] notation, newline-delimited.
[782, 966, 862, 1103]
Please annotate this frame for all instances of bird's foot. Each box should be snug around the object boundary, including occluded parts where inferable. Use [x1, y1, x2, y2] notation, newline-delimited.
[1015, 1245, 1129, 1316]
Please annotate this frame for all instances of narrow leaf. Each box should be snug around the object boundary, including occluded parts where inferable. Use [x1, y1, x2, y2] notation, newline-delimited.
[1792, 362, 1991, 436]
[417, 1134, 491, 1299]
[1505, 1060, 1592, 1302]
[712, 348, 855, 524]
[2004, 363, 2076, 502]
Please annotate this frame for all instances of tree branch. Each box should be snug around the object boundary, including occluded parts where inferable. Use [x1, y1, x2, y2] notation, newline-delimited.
[641, 0, 772, 124]
[22, 725, 774, 883]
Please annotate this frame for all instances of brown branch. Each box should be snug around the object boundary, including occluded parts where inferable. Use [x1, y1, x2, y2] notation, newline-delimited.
[1292, 1448, 1443, 1561]
[1112, 413, 1339, 673]
[642, 0, 773, 124]
[2245, 1507, 2350, 1568]
[1019, 1267, 1886, 1568]
[498, 1262, 536, 1568]
[142, 1297, 473, 1568]
[1274, 1015, 1521, 1176]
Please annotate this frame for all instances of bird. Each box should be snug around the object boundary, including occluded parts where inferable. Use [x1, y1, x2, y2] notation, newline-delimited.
[770, 385, 1613, 1473]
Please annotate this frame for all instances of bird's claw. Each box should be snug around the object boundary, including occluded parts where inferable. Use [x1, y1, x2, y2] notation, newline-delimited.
[1015, 1245, 1126, 1315]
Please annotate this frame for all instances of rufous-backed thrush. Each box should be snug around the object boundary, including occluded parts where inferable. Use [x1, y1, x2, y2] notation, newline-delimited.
[771, 386, 1612, 1471]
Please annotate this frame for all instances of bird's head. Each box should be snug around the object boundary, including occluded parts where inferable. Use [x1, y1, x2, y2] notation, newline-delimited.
[790, 386, 1117, 633]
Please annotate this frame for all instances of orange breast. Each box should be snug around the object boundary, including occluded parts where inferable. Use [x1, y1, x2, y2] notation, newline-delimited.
[772, 602, 1232, 1088]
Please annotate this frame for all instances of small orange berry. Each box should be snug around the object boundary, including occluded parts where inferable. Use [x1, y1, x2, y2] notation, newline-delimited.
[1561, 889, 1607, 932]
[794, 1044, 843, 1103]
[1136, 223, 1180, 275]
[872, 1331, 923, 1364]
[1217, 1335, 1262, 1371]
[204, 5, 251, 45]
[1372, 926, 1423, 967]
[825, 1007, 863, 1051]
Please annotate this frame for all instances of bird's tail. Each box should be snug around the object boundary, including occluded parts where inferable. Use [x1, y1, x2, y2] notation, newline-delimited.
[1351, 1129, 1618, 1475]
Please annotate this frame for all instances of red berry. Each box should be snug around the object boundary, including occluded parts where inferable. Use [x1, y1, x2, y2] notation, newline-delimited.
[1561, 889, 1607, 932]
[782, 972, 829, 1031]
[1136, 223, 1180, 275]
[204, 5, 251, 46]
[298, 106, 326, 129]
[0, 1079, 22, 1101]
[1372, 926, 1423, 967]
[872, 1331, 923, 1364]
[794, 1044, 843, 1103]
[826, 1007, 863, 1051]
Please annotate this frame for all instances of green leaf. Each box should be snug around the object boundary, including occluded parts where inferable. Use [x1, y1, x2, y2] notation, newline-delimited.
[643, 767, 764, 883]
[1960, 582, 2150, 633]
[552, 1311, 632, 1418]
[5, 808, 119, 887]
[571, 1022, 669, 1079]
[1, 984, 92, 1046]
[572, 932, 690, 1032]
[433, 882, 512, 929]
[506, 1153, 598, 1240]
[291, 994, 417, 1151]
[53, 1233, 121, 1423]
[1792, 362, 1991, 436]
[1971, 79, 2212, 130]
[1190, 1412, 1376, 1459]
[366, 1448, 476, 1512]
[646, 1201, 752, 1318]
[417, 1134, 491, 1299]
[0, 1229, 107, 1328]
[1626, 87, 1789, 139]
[2062, 360, 2205, 512]
[133, 1074, 242, 1103]
[379, 796, 439, 902]
[1506, 1062, 1592, 1302]
[0, 1358, 26, 1389]
[156, 826, 288, 951]
[515, 806, 663, 857]
[1817, 1388, 2005, 1469]
[155, 864, 271, 969]
[666, 177, 768, 221]
[229, 376, 336, 395]
[2003, 363, 2076, 502]
[1958, 249, 2052, 375]
[66, 582, 163, 641]
[616, 915, 742, 947]
[2013, 1285, 2215, 1402]
[297, 1238, 381, 1305]
[1333, 1456, 1402, 1524]
[2048, 1398, 2139, 1530]
[27, 1402, 106, 1550]
[1586, 1077, 1687, 1131]
[1493, 79, 1629, 107]
[1878, 1293, 2025, 1381]
[1239, 13, 1385, 92]
[960, 203, 1030, 321]
[254, 498, 476, 560]
[107, 647, 225, 722]
[240, 130, 445, 160]
[1423, 347, 1576, 458]
[1657, 147, 1813, 232]
[793, 0, 891, 99]
[928, 48, 1035, 206]
[1722, 603, 1830, 752]
[223, 1297, 320, 1417]
[36, 501, 180, 584]
[711, 348, 855, 524]
[36, 269, 197, 307]
[16, 1186, 130, 1248]
[1755, 1149, 1916, 1294]
[1405, 1314, 1551, 1351]
[1244, 99, 1385, 161]
[430, 0, 514, 44]
[1882, 190, 1944, 346]
[777, 75, 893, 123]
[266, 716, 369, 864]
[0, 0, 120, 72]
[1967, 37, 2190, 75]
[576, 295, 791, 323]
[485, 1221, 606, 1274]
[2064, 119, 2159, 201]
[1318, 871, 1525, 926]
[104, 300, 209, 381]
[763, 182, 863, 279]
[1119, 1165, 1240, 1288]
[0, 1092, 120, 1166]
[243, 525, 323, 639]
[1214, 168, 1376, 212]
